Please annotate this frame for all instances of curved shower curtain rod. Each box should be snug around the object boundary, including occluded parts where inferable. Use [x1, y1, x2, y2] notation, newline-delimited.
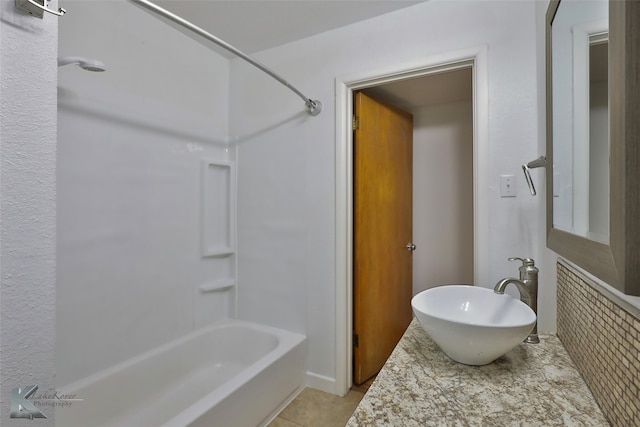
[129, 0, 322, 116]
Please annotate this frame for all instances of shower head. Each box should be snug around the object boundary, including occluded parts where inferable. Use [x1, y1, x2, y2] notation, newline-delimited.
[58, 56, 107, 72]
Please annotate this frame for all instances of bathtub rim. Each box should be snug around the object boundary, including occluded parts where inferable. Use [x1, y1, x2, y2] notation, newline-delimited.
[56, 318, 306, 427]
[162, 320, 306, 427]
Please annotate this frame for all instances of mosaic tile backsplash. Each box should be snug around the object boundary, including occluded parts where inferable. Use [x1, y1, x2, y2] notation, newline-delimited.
[557, 261, 640, 426]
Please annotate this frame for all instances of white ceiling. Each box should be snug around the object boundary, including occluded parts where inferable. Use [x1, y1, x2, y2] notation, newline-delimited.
[152, 0, 426, 55]
[143, 0, 470, 110]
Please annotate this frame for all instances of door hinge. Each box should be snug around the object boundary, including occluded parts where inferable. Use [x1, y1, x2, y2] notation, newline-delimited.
[353, 332, 359, 348]
[352, 115, 360, 131]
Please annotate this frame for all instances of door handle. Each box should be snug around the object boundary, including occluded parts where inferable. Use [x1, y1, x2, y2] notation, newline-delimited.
[406, 243, 416, 251]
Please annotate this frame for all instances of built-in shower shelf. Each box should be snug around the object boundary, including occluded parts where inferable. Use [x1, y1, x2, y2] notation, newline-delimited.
[199, 278, 235, 293]
[203, 247, 234, 258]
[201, 159, 235, 258]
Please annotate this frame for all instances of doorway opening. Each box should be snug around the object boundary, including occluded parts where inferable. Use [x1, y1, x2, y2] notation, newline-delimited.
[352, 68, 474, 386]
[335, 47, 490, 395]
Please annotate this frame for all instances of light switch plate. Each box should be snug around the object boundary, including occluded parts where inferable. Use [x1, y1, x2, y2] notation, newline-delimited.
[500, 175, 516, 197]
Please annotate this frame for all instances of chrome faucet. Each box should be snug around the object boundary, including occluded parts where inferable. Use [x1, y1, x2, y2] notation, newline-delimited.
[494, 257, 539, 344]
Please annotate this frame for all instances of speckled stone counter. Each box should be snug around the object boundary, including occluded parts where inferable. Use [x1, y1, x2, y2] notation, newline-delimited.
[347, 319, 609, 426]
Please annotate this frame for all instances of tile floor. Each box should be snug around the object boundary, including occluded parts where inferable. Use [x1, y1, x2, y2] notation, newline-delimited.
[268, 378, 374, 427]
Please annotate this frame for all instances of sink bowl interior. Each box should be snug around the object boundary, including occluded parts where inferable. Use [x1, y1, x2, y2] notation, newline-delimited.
[411, 285, 536, 365]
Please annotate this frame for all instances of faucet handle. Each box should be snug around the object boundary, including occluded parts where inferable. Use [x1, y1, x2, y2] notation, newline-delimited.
[508, 257, 535, 266]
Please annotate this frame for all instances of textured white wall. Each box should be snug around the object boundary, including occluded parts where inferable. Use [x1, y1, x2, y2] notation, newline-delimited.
[412, 101, 474, 293]
[56, 0, 231, 387]
[230, 0, 548, 393]
[0, 0, 58, 425]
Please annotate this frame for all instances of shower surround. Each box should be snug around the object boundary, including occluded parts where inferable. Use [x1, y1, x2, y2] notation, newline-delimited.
[56, 0, 234, 387]
[55, 2, 312, 424]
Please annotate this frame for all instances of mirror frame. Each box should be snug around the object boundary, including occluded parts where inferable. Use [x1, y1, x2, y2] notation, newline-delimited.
[546, 0, 640, 296]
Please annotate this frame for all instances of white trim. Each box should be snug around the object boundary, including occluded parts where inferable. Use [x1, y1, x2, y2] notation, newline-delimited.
[473, 46, 490, 291]
[305, 371, 337, 395]
[334, 46, 490, 396]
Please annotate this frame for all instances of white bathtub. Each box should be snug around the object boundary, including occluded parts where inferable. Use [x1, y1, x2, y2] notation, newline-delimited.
[56, 320, 306, 427]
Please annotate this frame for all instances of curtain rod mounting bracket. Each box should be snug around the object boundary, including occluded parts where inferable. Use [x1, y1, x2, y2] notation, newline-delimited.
[305, 100, 323, 116]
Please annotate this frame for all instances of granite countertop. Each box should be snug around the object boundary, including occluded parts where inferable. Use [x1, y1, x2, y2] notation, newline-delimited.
[347, 319, 609, 427]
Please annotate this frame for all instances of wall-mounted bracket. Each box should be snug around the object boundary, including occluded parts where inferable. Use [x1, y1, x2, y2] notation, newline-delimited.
[15, 0, 66, 18]
[522, 155, 547, 196]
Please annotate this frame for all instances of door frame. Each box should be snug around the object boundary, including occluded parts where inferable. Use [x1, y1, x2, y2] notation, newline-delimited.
[334, 46, 489, 395]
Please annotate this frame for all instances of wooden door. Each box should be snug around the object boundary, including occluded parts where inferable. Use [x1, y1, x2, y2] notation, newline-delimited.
[353, 91, 414, 385]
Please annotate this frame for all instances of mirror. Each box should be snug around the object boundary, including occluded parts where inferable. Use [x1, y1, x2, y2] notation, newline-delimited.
[546, 0, 640, 296]
[551, 0, 608, 243]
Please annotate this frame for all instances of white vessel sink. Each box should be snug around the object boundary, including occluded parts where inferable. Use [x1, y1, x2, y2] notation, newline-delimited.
[411, 285, 536, 365]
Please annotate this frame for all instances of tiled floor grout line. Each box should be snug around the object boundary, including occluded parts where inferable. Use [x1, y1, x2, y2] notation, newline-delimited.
[276, 412, 306, 426]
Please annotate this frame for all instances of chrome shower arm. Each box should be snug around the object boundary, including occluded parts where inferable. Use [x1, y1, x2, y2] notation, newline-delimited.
[128, 0, 322, 116]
